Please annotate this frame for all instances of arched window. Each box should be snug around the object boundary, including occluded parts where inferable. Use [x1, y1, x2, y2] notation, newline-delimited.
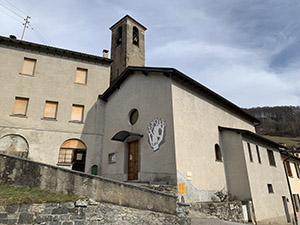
[132, 26, 139, 46]
[58, 139, 86, 172]
[116, 26, 122, 45]
[215, 144, 222, 162]
[0, 134, 29, 158]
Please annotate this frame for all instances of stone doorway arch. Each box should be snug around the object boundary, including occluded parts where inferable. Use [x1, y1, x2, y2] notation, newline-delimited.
[0, 134, 29, 158]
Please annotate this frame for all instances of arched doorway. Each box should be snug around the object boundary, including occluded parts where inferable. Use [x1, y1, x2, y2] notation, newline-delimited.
[0, 134, 29, 158]
[58, 139, 86, 172]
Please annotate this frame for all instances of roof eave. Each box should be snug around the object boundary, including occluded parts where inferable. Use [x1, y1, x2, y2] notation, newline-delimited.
[0, 36, 112, 65]
[219, 126, 287, 149]
[99, 66, 260, 125]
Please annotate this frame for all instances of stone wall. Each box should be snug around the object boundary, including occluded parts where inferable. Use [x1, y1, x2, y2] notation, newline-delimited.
[0, 153, 176, 215]
[190, 201, 244, 223]
[0, 201, 189, 225]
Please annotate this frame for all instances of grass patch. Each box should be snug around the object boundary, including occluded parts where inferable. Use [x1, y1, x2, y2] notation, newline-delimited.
[0, 185, 80, 206]
[263, 135, 300, 148]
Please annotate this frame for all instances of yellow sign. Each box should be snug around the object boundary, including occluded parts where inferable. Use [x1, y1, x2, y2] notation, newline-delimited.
[178, 183, 186, 194]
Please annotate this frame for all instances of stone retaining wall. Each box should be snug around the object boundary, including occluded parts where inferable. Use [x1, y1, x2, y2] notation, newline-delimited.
[0, 201, 189, 225]
[190, 201, 244, 222]
[0, 153, 176, 215]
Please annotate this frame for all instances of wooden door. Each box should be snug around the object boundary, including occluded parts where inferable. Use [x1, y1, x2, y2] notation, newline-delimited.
[128, 140, 138, 180]
[282, 196, 291, 223]
[72, 149, 86, 172]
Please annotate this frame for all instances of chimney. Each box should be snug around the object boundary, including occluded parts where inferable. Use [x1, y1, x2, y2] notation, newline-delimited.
[102, 49, 109, 58]
[9, 35, 17, 40]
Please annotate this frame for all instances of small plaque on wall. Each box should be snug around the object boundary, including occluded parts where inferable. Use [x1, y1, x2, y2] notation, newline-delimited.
[76, 154, 83, 160]
[178, 183, 186, 194]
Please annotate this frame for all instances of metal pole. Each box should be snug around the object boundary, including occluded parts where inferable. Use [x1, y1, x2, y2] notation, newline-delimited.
[21, 16, 31, 40]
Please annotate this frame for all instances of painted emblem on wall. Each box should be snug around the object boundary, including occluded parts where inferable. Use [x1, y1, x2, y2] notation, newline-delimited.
[147, 118, 166, 151]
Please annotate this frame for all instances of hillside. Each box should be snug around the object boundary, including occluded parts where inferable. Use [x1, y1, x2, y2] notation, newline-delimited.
[244, 106, 300, 148]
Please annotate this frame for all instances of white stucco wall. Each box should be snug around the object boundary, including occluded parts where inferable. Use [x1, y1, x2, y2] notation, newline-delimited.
[101, 72, 177, 184]
[220, 130, 252, 200]
[242, 139, 293, 225]
[171, 80, 256, 202]
[0, 45, 110, 173]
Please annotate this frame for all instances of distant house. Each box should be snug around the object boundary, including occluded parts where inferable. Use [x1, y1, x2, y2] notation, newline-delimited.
[281, 152, 300, 222]
[0, 15, 295, 224]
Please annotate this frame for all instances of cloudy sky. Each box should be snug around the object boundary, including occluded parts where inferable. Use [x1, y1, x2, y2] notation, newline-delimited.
[1, 0, 300, 108]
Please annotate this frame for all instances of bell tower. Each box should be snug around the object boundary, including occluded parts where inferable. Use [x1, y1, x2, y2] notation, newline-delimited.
[110, 15, 147, 83]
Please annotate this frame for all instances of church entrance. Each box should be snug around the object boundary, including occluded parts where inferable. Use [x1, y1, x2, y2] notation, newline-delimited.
[127, 140, 138, 180]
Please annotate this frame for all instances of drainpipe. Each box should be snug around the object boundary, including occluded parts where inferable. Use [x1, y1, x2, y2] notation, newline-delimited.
[283, 155, 298, 225]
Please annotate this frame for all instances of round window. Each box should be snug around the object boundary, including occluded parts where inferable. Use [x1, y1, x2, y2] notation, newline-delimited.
[129, 109, 139, 125]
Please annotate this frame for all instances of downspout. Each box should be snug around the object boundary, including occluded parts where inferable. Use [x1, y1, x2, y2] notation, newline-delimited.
[283, 155, 298, 225]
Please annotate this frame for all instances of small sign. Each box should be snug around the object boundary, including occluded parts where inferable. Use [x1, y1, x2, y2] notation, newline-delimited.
[76, 153, 83, 160]
[178, 183, 186, 194]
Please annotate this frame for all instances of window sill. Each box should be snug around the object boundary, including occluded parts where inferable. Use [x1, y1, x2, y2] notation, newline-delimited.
[74, 82, 87, 86]
[69, 120, 84, 124]
[57, 162, 72, 166]
[10, 114, 27, 118]
[41, 117, 57, 121]
[215, 159, 223, 163]
[19, 73, 34, 77]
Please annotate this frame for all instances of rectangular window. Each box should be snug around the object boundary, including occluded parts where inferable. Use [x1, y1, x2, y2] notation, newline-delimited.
[295, 163, 300, 179]
[267, 184, 274, 194]
[256, 145, 261, 164]
[71, 104, 84, 122]
[247, 143, 253, 162]
[75, 68, 87, 84]
[12, 97, 29, 116]
[58, 149, 73, 163]
[215, 144, 222, 162]
[43, 101, 58, 119]
[286, 161, 293, 177]
[267, 149, 276, 166]
[108, 152, 117, 164]
[21, 58, 36, 75]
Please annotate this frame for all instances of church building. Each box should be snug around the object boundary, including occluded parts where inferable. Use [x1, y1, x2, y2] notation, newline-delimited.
[0, 15, 295, 224]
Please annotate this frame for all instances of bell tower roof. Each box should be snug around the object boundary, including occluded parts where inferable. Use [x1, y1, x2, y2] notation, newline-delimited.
[110, 15, 147, 31]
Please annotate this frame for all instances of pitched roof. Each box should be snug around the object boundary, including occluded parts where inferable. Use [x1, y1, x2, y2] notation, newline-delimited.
[0, 36, 112, 65]
[218, 126, 286, 149]
[110, 14, 147, 30]
[99, 66, 260, 125]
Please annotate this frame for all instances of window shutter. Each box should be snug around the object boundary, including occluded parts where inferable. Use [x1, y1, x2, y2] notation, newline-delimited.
[22, 58, 36, 75]
[44, 101, 58, 118]
[75, 68, 87, 84]
[71, 105, 84, 121]
[286, 161, 293, 177]
[13, 97, 28, 115]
